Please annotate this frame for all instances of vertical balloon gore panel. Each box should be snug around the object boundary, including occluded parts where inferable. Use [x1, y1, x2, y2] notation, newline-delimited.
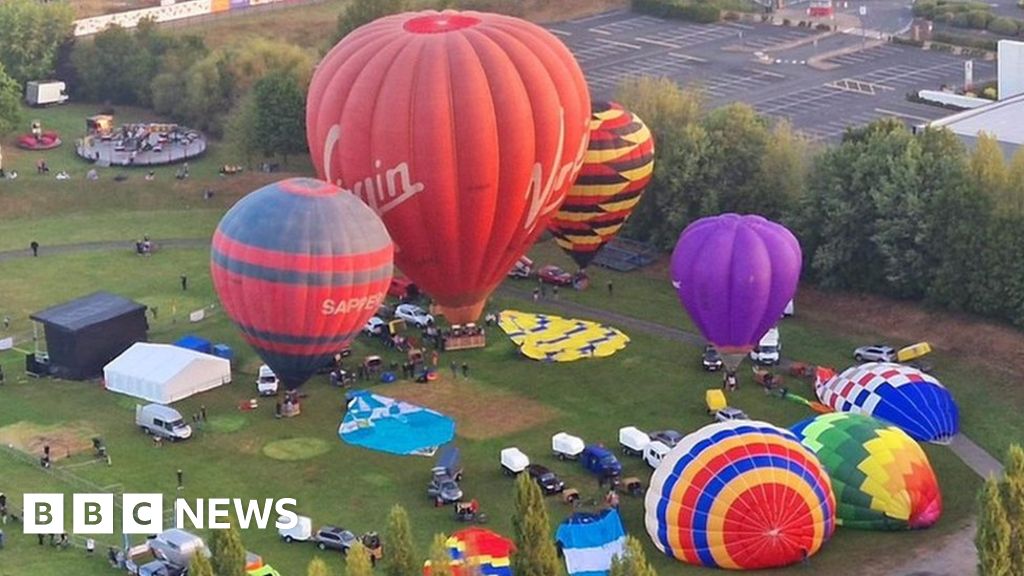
[307, 10, 591, 321]
[211, 178, 393, 389]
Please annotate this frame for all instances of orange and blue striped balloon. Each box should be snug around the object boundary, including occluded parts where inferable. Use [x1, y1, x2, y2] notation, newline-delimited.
[645, 420, 836, 570]
[211, 178, 393, 389]
[549, 101, 654, 270]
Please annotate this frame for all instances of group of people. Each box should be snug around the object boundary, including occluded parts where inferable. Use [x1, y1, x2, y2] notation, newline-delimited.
[135, 236, 154, 255]
[275, 390, 301, 418]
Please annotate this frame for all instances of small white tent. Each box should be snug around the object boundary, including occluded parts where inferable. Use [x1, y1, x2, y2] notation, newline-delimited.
[104, 343, 231, 403]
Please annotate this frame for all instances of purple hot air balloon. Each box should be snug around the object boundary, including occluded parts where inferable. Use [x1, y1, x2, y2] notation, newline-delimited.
[670, 214, 801, 372]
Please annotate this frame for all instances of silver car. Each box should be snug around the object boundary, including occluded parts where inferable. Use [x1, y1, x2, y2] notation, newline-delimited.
[715, 407, 749, 423]
[853, 345, 896, 363]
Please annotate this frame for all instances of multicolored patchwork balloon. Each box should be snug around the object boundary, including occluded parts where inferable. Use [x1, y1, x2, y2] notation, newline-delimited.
[423, 528, 514, 576]
[211, 178, 393, 389]
[645, 420, 836, 570]
[814, 363, 959, 444]
[791, 412, 943, 530]
[548, 101, 654, 270]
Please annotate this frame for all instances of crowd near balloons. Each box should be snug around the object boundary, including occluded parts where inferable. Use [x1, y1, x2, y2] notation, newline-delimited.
[204, 8, 960, 570]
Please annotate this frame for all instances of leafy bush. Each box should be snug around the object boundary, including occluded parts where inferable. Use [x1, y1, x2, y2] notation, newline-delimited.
[893, 36, 925, 47]
[952, 12, 971, 27]
[914, 0, 936, 18]
[988, 16, 1020, 35]
[632, 0, 721, 22]
[932, 31, 998, 49]
[722, 10, 740, 20]
[967, 9, 993, 28]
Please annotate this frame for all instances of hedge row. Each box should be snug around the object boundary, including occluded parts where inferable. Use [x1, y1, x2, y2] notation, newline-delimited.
[632, 0, 722, 23]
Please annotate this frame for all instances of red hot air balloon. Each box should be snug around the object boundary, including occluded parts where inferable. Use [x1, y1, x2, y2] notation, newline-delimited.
[211, 178, 393, 389]
[307, 10, 591, 323]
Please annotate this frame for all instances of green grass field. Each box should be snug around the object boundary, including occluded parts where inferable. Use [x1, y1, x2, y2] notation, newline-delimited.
[0, 73, 1007, 576]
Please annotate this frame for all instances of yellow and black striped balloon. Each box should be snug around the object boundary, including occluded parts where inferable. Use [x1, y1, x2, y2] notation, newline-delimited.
[548, 101, 655, 269]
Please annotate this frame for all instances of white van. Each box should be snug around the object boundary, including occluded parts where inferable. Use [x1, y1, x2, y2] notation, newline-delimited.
[256, 365, 279, 396]
[136, 404, 192, 441]
[749, 327, 781, 365]
[644, 440, 671, 469]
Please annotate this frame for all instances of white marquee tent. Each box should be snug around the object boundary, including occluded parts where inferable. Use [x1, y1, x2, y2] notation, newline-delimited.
[104, 342, 231, 404]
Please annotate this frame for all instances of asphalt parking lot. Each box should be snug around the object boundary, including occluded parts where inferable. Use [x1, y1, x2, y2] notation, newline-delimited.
[551, 10, 996, 142]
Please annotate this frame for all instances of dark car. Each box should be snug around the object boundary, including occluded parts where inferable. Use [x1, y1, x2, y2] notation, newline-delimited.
[702, 345, 723, 371]
[427, 471, 463, 504]
[580, 444, 622, 479]
[527, 464, 565, 495]
[537, 265, 573, 286]
[313, 526, 358, 553]
[649, 429, 683, 448]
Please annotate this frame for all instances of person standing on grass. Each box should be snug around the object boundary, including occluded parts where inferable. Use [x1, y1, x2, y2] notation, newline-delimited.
[176, 469, 184, 490]
[30, 241, 39, 257]
[461, 362, 469, 378]
[607, 280, 613, 296]
[200, 406, 207, 422]
[450, 361, 457, 379]
[180, 274, 188, 291]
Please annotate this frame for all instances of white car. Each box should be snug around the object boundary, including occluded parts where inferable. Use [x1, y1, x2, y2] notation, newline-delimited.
[394, 304, 434, 328]
[257, 365, 279, 396]
[643, 440, 671, 469]
[715, 407, 749, 423]
[363, 316, 386, 336]
[854, 345, 897, 363]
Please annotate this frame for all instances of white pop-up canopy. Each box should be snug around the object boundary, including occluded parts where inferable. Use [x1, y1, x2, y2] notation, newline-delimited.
[104, 343, 231, 404]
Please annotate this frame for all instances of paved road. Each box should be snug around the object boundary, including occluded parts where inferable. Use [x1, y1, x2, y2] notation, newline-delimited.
[550, 10, 995, 142]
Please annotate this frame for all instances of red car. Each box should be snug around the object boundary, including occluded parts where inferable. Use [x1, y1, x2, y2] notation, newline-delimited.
[537, 265, 573, 286]
[388, 277, 419, 300]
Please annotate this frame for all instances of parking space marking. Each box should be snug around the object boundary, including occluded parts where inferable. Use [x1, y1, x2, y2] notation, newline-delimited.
[668, 52, 707, 63]
[640, 25, 737, 48]
[854, 61, 969, 88]
[548, 28, 571, 37]
[636, 37, 682, 49]
[568, 10, 628, 23]
[570, 38, 644, 64]
[827, 78, 894, 95]
[740, 28, 815, 50]
[584, 52, 699, 93]
[699, 69, 788, 97]
[587, 15, 666, 35]
[596, 38, 642, 50]
[824, 44, 904, 66]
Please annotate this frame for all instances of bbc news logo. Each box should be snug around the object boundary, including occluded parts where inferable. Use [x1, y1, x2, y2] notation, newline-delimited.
[23, 494, 299, 534]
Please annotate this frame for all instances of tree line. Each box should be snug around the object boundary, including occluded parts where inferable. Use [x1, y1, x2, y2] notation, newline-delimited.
[977, 444, 1024, 576]
[616, 76, 1024, 329]
[186, 474, 656, 576]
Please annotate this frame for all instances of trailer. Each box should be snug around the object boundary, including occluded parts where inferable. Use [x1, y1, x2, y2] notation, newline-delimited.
[25, 81, 68, 106]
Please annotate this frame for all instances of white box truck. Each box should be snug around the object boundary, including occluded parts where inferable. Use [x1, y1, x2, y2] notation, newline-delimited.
[25, 81, 69, 106]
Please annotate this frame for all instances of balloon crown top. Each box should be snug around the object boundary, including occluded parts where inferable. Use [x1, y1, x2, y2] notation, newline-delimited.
[404, 12, 481, 34]
[276, 177, 338, 197]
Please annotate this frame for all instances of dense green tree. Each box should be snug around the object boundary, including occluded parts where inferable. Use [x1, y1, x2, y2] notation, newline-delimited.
[209, 523, 247, 576]
[614, 77, 708, 248]
[307, 557, 333, 576]
[150, 34, 209, 119]
[0, 0, 75, 84]
[759, 119, 810, 219]
[188, 552, 215, 576]
[427, 533, 455, 576]
[383, 504, 418, 576]
[610, 536, 658, 576]
[225, 93, 260, 167]
[250, 71, 308, 164]
[970, 133, 1009, 212]
[71, 25, 156, 105]
[1005, 147, 1024, 216]
[0, 62, 23, 137]
[345, 542, 375, 576]
[336, 0, 408, 44]
[977, 476, 1012, 576]
[1004, 444, 1024, 568]
[511, 472, 561, 576]
[181, 38, 314, 136]
[701, 103, 774, 216]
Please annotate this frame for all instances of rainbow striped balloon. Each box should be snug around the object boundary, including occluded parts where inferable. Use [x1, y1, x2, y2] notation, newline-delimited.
[791, 412, 942, 530]
[211, 178, 393, 389]
[548, 101, 654, 270]
[645, 420, 836, 570]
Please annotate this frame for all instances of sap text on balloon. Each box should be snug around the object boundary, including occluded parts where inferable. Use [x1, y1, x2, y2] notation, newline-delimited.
[321, 293, 385, 316]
